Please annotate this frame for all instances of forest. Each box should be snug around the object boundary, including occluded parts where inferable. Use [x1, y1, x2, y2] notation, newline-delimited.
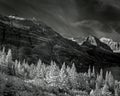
[0, 48, 120, 96]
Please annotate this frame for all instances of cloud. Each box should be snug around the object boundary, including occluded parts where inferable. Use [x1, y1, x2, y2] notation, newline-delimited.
[0, 0, 120, 41]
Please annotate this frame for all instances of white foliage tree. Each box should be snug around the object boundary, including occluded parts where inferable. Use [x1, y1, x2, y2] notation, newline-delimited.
[6, 49, 12, 63]
[68, 63, 78, 89]
[45, 61, 60, 87]
[59, 62, 69, 88]
[108, 72, 115, 88]
[88, 66, 91, 77]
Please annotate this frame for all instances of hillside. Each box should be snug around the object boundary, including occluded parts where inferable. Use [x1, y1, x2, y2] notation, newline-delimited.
[0, 15, 120, 72]
[0, 49, 120, 96]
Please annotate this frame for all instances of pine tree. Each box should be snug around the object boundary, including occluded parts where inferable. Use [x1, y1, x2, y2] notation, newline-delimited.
[70, 63, 77, 77]
[108, 72, 115, 88]
[0, 47, 6, 65]
[15, 61, 26, 77]
[6, 49, 15, 75]
[92, 66, 95, 77]
[105, 71, 109, 83]
[69, 63, 78, 89]
[59, 62, 69, 88]
[96, 69, 104, 89]
[88, 66, 91, 77]
[66, 65, 70, 73]
[5, 49, 12, 63]
[45, 61, 59, 87]
[2, 47, 5, 54]
[59, 62, 66, 80]
[96, 75, 101, 89]
[29, 64, 36, 79]
[35, 59, 47, 79]
[36, 59, 43, 78]
[14, 60, 19, 75]
[22, 60, 30, 78]
[100, 69, 103, 79]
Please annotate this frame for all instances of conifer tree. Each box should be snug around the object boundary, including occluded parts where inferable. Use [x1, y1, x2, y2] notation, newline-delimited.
[0, 47, 6, 64]
[14, 60, 19, 75]
[66, 65, 71, 73]
[69, 63, 78, 89]
[36, 59, 42, 78]
[6, 49, 15, 75]
[45, 61, 60, 87]
[2, 47, 5, 54]
[105, 71, 109, 83]
[92, 66, 95, 77]
[29, 64, 36, 79]
[96, 74, 101, 89]
[59, 62, 69, 88]
[6, 49, 12, 63]
[0, 52, 6, 64]
[69, 63, 77, 77]
[96, 69, 104, 88]
[108, 72, 115, 88]
[100, 69, 103, 79]
[59, 62, 66, 80]
[88, 66, 91, 77]
[48, 61, 59, 78]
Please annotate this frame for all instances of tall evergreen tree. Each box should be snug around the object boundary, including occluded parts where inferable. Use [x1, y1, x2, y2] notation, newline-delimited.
[69, 63, 78, 88]
[92, 66, 95, 77]
[59, 62, 69, 88]
[108, 72, 115, 88]
[88, 66, 91, 77]
[46, 61, 59, 86]
[5, 49, 12, 63]
[105, 71, 109, 83]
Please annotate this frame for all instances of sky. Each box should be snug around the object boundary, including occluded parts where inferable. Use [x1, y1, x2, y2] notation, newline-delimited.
[0, 0, 120, 41]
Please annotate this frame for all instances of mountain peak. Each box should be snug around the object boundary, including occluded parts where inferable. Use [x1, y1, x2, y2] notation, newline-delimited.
[84, 35, 98, 46]
[100, 37, 120, 53]
[81, 35, 113, 52]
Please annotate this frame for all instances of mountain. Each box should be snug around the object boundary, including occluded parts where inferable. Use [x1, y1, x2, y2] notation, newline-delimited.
[100, 37, 120, 53]
[0, 15, 120, 72]
[82, 35, 113, 52]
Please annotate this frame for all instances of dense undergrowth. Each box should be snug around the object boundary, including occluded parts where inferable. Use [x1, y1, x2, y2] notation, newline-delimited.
[0, 48, 120, 96]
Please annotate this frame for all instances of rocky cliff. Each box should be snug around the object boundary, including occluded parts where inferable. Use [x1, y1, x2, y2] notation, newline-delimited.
[100, 37, 120, 53]
[0, 15, 120, 72]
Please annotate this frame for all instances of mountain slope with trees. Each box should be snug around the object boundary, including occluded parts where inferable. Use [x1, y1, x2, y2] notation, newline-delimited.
[0, 15, 120, 73]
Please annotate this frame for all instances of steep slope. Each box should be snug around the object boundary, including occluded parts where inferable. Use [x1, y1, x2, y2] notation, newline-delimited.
[0, 15, 90, 69]
[82, 35, 113, 52]
[81, 35, 120, 69]
[0, 15, 120, 72]
[100, 37, 120, 53]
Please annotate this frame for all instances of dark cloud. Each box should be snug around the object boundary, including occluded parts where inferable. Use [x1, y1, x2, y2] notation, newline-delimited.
[0, 0, 120, 41]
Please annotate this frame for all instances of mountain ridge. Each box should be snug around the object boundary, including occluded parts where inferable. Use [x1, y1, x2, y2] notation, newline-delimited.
[100, 37, 120, 53]
[0, 15, 120, 72]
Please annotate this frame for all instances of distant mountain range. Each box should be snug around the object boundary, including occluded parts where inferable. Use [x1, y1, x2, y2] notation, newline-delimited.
[71, 36, 120, 53]
[100, 37, 120, 53]
[0, 15, 120, 72]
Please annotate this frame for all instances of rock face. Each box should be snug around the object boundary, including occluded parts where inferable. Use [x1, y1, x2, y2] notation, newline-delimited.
[0, 15, 120, 72]
[82, 35, 113, 52]
[100, 37, 120, 53]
